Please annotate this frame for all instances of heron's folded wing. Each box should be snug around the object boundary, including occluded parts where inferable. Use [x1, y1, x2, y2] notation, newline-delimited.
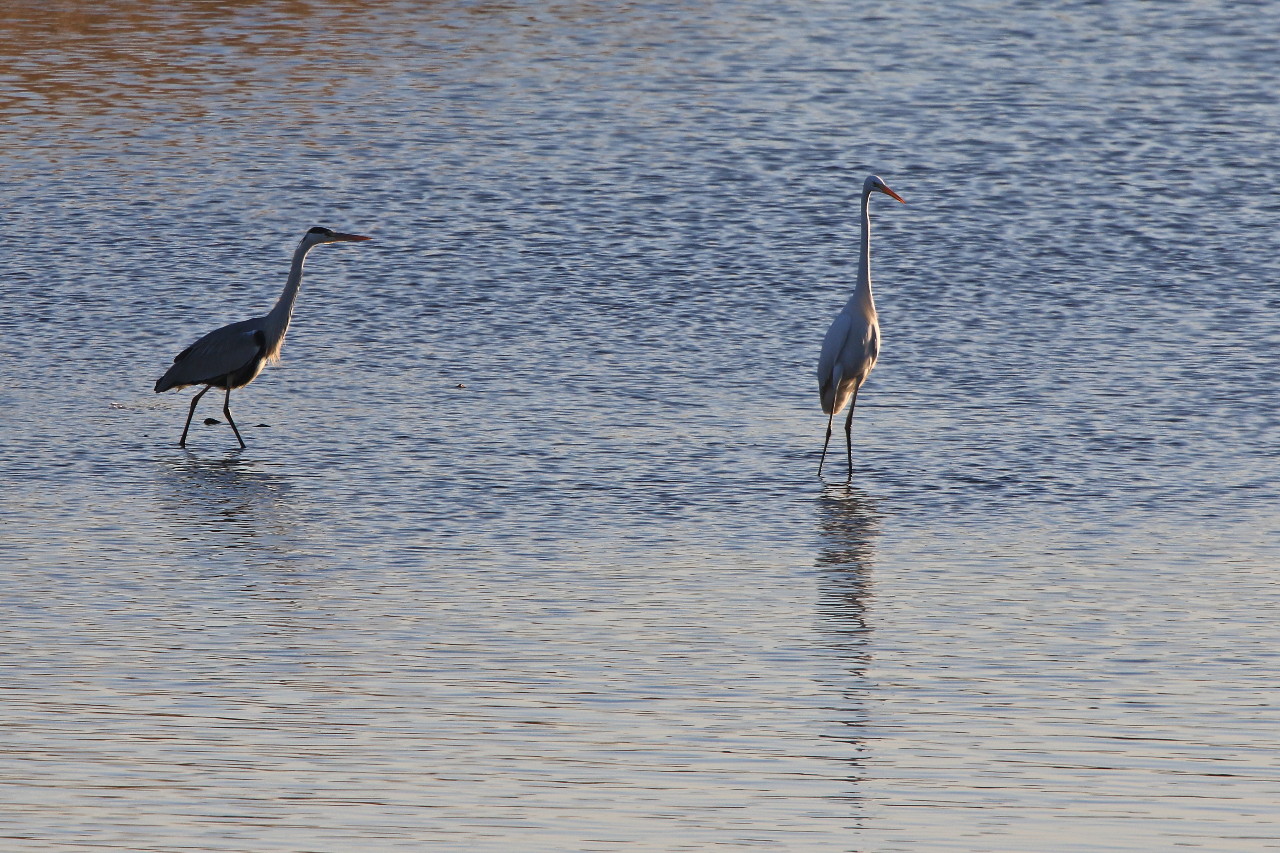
[155, 320, 264, 391]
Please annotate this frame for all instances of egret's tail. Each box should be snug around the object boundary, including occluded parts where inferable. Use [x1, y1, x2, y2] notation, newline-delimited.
[819, 378, 837, 415]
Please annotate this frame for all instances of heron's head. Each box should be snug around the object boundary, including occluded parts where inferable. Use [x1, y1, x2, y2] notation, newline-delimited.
[863, 175, 905, 204]
[304, 226, 372, 246]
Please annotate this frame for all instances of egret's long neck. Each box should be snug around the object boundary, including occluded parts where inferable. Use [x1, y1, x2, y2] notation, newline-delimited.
[852, 190, 876, 317]
[263, 239, 313, 358]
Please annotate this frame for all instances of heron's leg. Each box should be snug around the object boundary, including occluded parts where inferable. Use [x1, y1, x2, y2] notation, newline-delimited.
[843, 387, 859, 480]
[818, 409, 836, 477]
[179, 386, 212, 447]
[223, 386, 246, 449]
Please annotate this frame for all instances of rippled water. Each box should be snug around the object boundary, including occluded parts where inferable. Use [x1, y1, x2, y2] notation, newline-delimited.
[2, 1, 1278, 850]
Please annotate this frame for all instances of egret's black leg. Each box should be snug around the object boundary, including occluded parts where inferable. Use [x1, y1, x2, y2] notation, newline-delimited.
[818, 410, 836, 477]
[223, 386, 246, 449]
[843, 387, 860, 481]
[179, 386, 211, 448]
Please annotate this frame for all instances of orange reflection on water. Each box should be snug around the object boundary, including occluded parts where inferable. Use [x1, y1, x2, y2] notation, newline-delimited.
[0, 1, 448, 125]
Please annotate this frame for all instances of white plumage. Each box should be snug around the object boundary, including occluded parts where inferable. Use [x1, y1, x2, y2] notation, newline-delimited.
[817, 174, 904, 479]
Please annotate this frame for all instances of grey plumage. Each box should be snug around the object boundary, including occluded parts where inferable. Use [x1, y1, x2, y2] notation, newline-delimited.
[155, 226, 370, 448]
[155, 320, 269, 394]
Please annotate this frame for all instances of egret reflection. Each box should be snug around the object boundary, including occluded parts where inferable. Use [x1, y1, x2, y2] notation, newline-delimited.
[814, 482, 881, 812]
[816, 484, 880, 641]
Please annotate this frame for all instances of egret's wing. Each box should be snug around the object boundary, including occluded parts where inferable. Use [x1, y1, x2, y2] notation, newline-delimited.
[155, 318, 264, 391]
[818, 310, 878, 415]
[817, 311, 852, 393]
[863, 320, 880, 373]
[817, 310, 856, 413]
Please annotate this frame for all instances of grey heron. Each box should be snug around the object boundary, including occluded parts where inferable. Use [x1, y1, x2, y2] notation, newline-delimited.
[154, 226, 371, 448]
[817, 175, 905, 479]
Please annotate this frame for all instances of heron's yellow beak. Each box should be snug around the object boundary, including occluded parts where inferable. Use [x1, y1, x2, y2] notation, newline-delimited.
[880, 185, 906, 204]
[335, 233, 372, 242]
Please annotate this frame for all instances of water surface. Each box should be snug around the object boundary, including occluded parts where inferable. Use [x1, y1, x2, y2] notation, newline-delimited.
[1, 1, 1278, 850]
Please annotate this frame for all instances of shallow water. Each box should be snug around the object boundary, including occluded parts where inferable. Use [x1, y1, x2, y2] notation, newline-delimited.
[2, 1, 1278, 850]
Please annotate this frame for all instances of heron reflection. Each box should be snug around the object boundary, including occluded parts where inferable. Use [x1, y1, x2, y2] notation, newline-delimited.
[156, 453, 296, 548]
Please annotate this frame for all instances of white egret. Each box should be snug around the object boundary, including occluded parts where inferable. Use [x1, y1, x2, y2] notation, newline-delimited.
[817, 175, 905, 478]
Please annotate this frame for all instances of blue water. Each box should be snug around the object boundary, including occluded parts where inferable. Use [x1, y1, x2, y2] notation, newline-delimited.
[1, 1, 1278, 850]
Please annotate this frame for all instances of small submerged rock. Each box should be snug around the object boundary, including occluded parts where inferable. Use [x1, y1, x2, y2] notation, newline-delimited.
[203, 417, 221, 425]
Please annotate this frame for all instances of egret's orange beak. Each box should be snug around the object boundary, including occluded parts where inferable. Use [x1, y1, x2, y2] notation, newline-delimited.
[335, 233, 372, 242]
[880, 185, 906, 204]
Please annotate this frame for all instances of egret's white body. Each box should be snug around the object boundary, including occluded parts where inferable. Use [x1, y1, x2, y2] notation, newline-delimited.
[817, 175, 904, 478]
[155, 226, 370, 448]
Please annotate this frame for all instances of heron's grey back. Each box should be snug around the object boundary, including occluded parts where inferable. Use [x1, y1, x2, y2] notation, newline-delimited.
[154, 318, 267, 392]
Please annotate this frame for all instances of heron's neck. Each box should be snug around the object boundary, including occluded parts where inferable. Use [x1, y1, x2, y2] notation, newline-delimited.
[264, 240, 312, 341]
[852, 191, 876, 317]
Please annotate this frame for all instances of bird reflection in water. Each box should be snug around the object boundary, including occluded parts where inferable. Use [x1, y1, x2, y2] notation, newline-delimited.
[815, 483, 881, 802]
[156, 453, 298, 551]
[816, 483, 880, 641]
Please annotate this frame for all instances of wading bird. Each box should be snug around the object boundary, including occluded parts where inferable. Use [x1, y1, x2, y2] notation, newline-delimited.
[817, 175, 905, 479]
[155, 226, 371, 448]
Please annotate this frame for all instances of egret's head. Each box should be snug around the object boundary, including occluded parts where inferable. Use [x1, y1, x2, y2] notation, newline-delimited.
[863, 175, 905, 204]
[303, 226, 372, 246]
